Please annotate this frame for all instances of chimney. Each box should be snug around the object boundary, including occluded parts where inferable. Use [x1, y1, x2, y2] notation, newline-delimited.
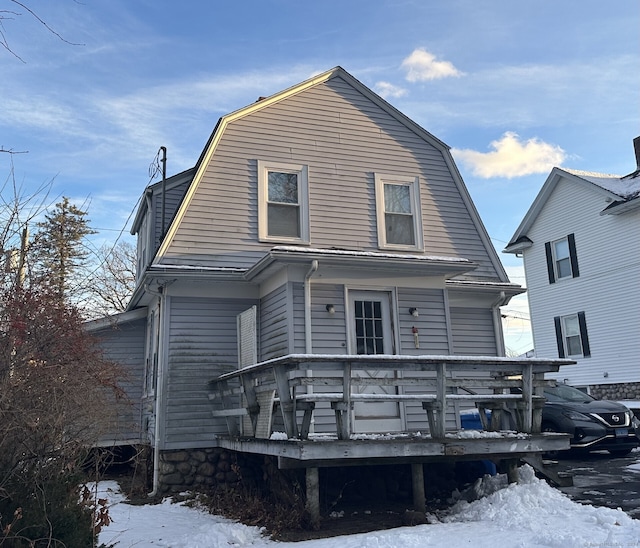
[634, 136, 640, 172]
[633, 136, 640, 171]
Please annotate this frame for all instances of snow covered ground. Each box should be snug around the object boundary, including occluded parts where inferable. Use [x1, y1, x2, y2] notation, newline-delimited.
[97, 464, 640, 548]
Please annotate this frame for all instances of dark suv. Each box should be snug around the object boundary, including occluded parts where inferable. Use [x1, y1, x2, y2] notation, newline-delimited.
[542, 384, 640, 456]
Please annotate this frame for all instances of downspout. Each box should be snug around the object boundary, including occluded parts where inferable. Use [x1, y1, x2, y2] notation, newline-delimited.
[304, 260, 319, 433]
[491, 291, 509, 357]
[145, 283, 166, 498]
[304, 260, 319, 353]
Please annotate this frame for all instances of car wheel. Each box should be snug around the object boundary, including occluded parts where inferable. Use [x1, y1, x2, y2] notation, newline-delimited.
[608, 449, 632, 457]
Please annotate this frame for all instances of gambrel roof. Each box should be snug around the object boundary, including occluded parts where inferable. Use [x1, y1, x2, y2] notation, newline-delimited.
[504, 165, 640, 254]
[150, 66, 509, 281]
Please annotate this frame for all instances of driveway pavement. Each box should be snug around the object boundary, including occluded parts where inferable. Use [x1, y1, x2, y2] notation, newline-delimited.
[544, 449, 640, 519]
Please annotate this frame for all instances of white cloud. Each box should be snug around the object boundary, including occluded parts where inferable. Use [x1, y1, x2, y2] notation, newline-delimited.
[452, 132, 567, 179]
[374, 81, 408, 99]
[401, 48, 463, 82]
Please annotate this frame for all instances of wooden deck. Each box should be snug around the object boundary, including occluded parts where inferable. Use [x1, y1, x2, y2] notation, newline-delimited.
[208, 354, 574, 526]
[208, 353, 573, 440]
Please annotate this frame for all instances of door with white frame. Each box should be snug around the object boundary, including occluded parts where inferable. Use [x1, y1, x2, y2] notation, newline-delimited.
[348, 290, 403, 433]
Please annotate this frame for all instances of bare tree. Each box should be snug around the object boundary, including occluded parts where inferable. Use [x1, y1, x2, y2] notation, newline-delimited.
[0, 0, 82, 61]
[0, 174, 125, 547]
[0, 155, 53, 287]
[85, 241, 137, 316]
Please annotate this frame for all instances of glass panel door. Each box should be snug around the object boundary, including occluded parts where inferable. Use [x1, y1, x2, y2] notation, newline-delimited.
[349, 291, 402, 432]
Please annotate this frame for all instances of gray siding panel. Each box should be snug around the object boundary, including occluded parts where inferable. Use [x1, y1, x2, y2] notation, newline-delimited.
[163, 296, 257, 448]
[397, 288, 449, 355]
[153, 180, 190, 251]
[310, 284, 348, 354]
[450, 307, 498, 356]
[163, 77, 500, 279]
[94, 318, 146, 445]
[260, 285, 289, 360]
[292, 282, 306, 353]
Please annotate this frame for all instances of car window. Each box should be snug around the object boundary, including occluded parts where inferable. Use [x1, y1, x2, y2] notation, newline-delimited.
[544, 384, 594, 403]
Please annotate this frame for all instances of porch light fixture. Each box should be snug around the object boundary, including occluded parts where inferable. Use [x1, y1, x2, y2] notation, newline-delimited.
[409, 307, 419, 317]
[326, 304, 335, 314]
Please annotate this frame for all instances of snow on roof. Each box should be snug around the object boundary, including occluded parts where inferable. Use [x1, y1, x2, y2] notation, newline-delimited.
[272, 245, 472, 264]
[149, 264, 247, 273]
[563, 168, 640, 200]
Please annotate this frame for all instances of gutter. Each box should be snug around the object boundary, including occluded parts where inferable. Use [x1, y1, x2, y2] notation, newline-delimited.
[145, 283, 166, 498]
[491, 290, 510, 357]
[304, 261, 319, 433]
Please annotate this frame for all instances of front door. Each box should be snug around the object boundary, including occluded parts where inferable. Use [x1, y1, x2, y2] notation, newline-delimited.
[348, 290, 402, 433]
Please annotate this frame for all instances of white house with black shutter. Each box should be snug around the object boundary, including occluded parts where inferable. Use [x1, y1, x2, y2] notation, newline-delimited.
[504, 138, 640, 397]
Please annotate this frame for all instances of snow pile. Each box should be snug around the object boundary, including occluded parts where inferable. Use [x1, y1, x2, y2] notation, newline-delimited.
[445, 466, 640, 547]
[97, 465, 640, 548]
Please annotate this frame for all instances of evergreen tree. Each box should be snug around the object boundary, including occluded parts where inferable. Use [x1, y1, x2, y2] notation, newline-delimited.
[32, 197, 95, 300]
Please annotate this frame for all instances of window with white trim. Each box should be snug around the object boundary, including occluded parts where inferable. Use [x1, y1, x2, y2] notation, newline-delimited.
[258, 160, 309, 243]
[374, 173, 423, 250]
[545, 234, 579, 283]
[554, 312, 591, 359]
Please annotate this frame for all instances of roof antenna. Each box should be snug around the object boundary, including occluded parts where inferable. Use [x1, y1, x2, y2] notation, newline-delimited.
[148, 146, 168, 234]
[159, 146, 167, 235]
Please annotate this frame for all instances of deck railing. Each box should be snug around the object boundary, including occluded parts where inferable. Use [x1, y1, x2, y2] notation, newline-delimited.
[208, 354, 574, 440]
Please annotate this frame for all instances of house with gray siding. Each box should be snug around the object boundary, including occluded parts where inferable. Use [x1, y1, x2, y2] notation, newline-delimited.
[94, 67, 572, 515]
[504, 137, 640, 400]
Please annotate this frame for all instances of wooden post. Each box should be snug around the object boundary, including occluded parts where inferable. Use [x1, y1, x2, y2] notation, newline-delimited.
[521, 363, 533, 433]
[411, 463, 426, 513]
[240, 374, 259, 435]
[219, 380, 239, 436]
[343, 362, 352, 438]
[332, 402, 351, 440]
[273, 364, 298, 438]
[433, 362, 447, 438]
[506, 458, 519, 484]
[305, 467, 321, 529]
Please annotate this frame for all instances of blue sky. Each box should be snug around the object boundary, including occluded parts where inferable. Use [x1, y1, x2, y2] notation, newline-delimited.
[1, 0, 638, 353]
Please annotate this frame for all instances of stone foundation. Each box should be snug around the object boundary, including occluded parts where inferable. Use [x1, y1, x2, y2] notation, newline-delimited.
[157, 448, 249, 494]
[589, 382, 640, 401]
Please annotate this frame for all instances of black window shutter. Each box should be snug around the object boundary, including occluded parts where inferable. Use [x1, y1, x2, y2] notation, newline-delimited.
[568, 233, 580, 278]
[577, 311, 590, 357]
[545, 242, 556, 284]
[554, 316, 565, 358]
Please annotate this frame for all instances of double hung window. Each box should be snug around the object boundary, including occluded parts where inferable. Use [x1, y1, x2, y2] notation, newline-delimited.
[258, 161, 309, 243]
[545, 234, 579, 283]
[554, 312, 590, 358]
[375, 174, 423, 250]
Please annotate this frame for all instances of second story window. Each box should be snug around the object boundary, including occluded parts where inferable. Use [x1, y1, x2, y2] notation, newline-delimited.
[375, 174, 423, 251]
[545, 233, 579, 284]
[258, 161, 309, 243]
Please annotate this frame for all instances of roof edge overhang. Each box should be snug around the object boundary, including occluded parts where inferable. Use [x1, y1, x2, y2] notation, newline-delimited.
[246, 246, 478, 282]
[84, 307, 148, 332]
[127, 265, 248, 309]
[503, 236, 533, 255]
[445, 279, 525, 297]
[600, 197, 640, 215]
